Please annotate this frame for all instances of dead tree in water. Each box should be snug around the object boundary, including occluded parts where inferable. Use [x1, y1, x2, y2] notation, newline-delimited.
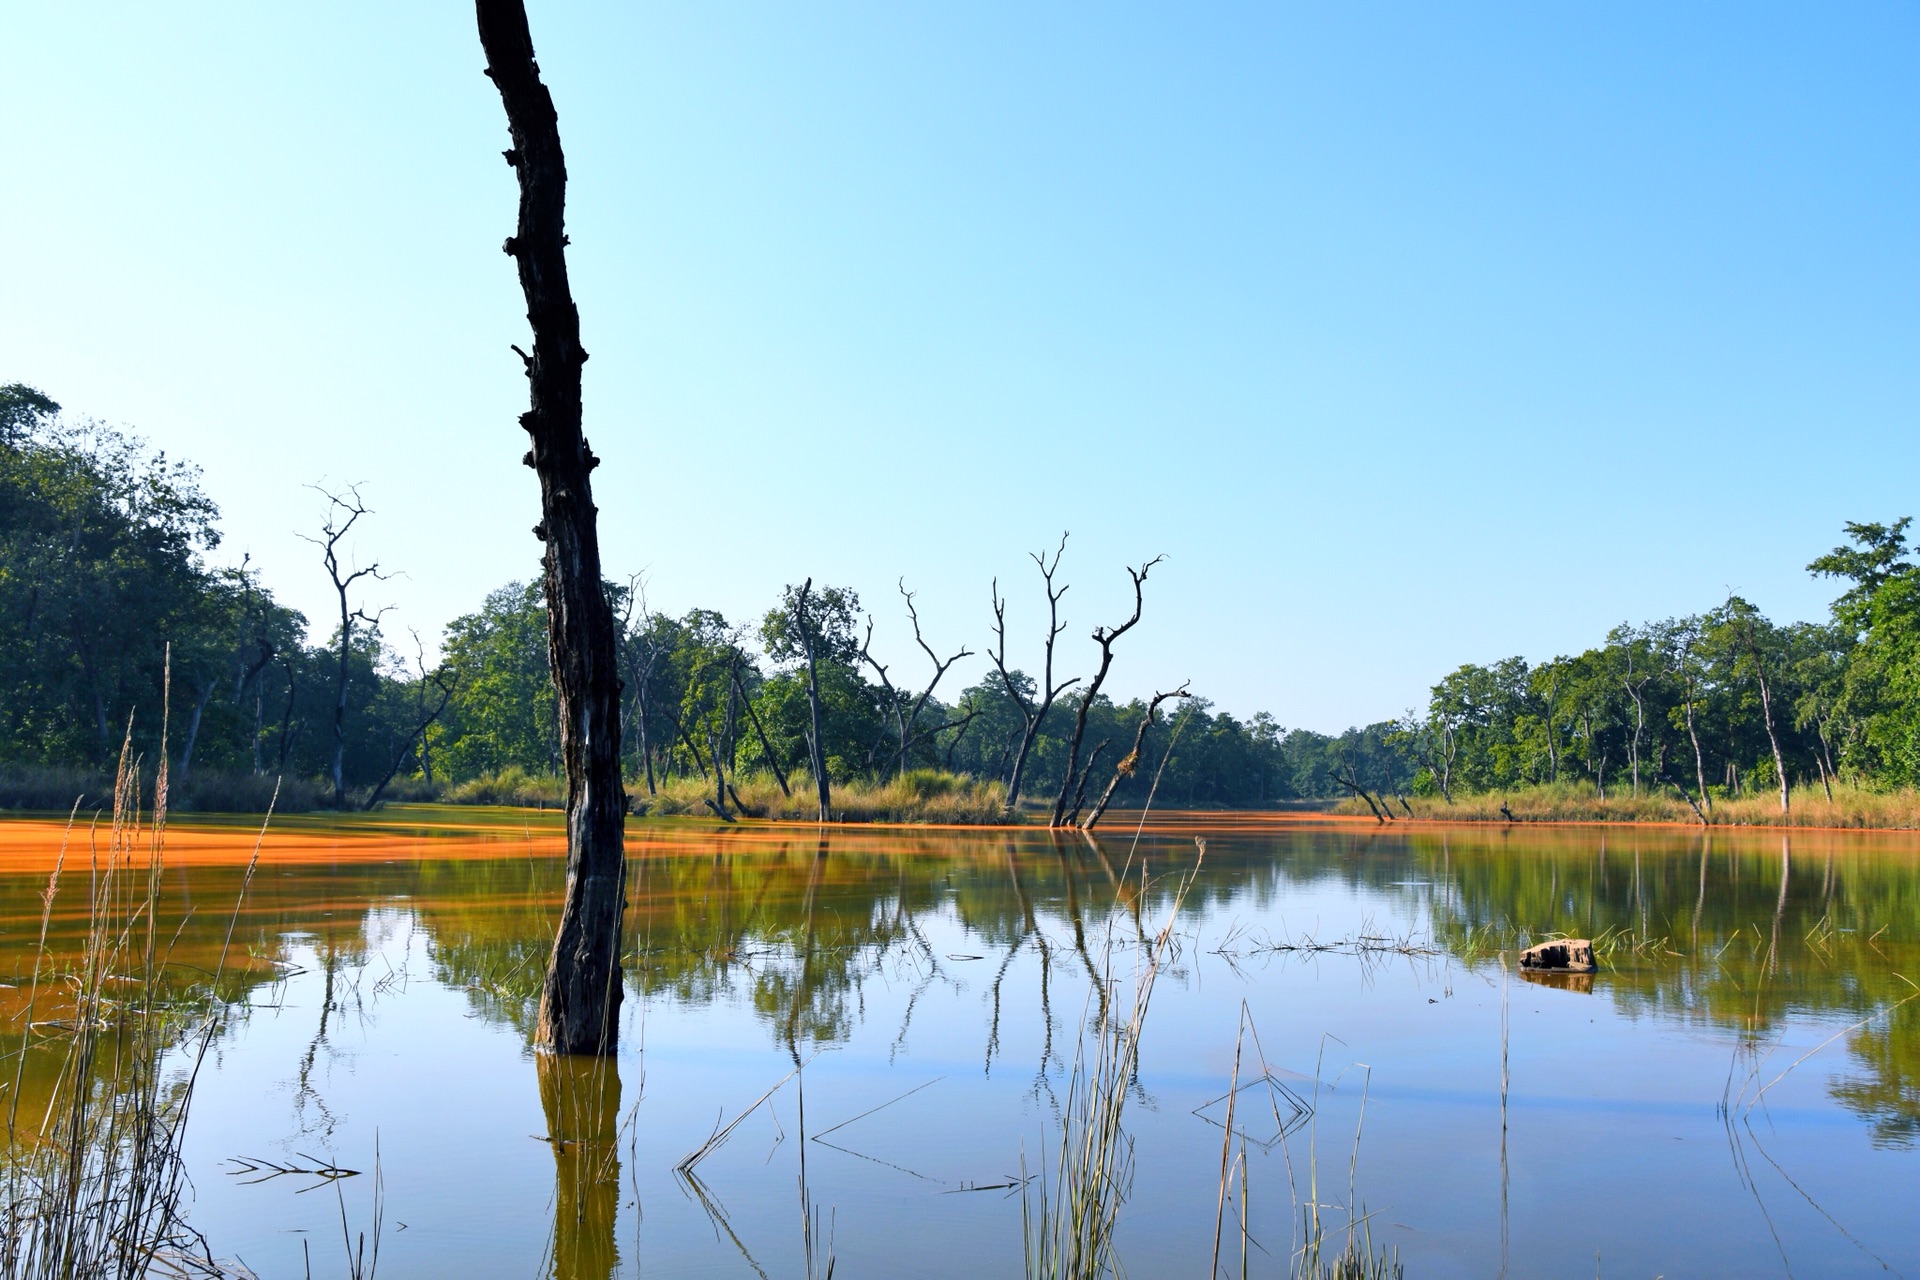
[989, 533, 1079, 814]
[479, 0, 627, 1055]
[1049, 555, 1163, 828]
[1082, 683, 1190, 831]
[1329, 762, 1386, 824]
[363, 655, 458, 810]
[298, 484, 390, 809]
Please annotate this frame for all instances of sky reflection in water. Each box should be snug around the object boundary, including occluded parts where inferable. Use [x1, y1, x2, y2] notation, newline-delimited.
[2, 814, 1916, 1278]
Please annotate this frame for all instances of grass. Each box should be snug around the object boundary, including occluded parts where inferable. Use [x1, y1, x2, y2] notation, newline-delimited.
[639, 768, 1010, 824]
[439, 765, 566, 809]
[2, 732, 268, 1279]
[1343, 779, 1920, 829]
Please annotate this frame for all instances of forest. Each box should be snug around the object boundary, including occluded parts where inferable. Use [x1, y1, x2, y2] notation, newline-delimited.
[1393, 516, 1920, 817]
[0, 382, 1406, 815]
[8, 380, 1915, 820]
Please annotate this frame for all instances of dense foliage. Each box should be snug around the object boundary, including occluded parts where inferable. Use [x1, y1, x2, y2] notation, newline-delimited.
[1399, 519, 1920, 808]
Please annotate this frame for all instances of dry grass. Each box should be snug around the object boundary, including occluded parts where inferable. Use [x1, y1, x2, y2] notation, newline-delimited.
[640, 769, 1010, 825]
[439, 766, 566, 809]
[1342, 779, 1920, 829]
[2, 731, 268, 1279]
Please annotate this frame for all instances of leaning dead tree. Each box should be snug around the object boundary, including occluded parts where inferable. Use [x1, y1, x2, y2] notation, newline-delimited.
[1049, 555, 1163, 828]
[479, 0, 627, 1055]
[363, 644, 458, 811]
[1080, 683, 1190, 830]
[298, 484, 390, 808]
[989, 533, 1079, 814]
[1329, 758, 1387, 824]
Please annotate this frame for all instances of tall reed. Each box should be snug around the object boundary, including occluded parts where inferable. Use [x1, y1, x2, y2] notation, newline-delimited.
[1022, 841, 1204, 1279]
[1, 719, 268, 1279]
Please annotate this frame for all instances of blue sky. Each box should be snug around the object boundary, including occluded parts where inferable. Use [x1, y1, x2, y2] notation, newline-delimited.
[4, 3, 1915, 730]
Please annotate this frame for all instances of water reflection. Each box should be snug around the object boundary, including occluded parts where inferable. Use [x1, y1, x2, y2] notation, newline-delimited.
[2, 817, 1918, 1276]
[538, 1054, 625, 1280]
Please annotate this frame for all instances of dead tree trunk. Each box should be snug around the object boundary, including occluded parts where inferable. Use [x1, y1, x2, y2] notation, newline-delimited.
[1082, 684, 1189, 831]
[1537, 666, 1563, 783]
[479, 0, 627, 1055]
[1661, 770, 1710, 826]
[733, 664, 791, 797]
[1732, 606, 1791, 816]
[1330, 763, 1386, 824]
[989, 533, 1079, 815]
[791, 579, 832, 820]
[363, 668, 459, 810]
[892, 581, 972, 777]
[1050, 556, 1162, 829]
[300, 484, 388, 808]
[856, 616, 908, 778]
[1674, 629, 1720, 809]
[1061, 739, 1108, 827]
[1622, 649, 1649, 799]
[618, 579, 665, 796]
[175, 675, 218, 781]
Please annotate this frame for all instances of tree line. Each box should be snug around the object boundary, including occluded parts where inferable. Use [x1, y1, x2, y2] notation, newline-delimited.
[16, 379, 1910, 821]
[1, 382, 1405, 813]
[1397, 518, 1920, 815]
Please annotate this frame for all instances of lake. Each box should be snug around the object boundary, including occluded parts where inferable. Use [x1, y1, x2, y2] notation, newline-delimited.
[3, 809, 1916, 1278]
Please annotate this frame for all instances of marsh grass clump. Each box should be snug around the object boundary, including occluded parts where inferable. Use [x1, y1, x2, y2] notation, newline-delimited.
[440, 765, 566, 809]
[1, 730, 265, 1280]
[1294, 1226, 1404, 1280]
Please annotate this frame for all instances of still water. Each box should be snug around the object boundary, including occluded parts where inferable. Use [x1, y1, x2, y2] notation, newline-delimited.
[3, 810, 1917, 1278]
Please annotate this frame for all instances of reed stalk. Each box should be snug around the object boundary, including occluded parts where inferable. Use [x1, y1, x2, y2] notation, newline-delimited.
[1023, 841, 1205, 1279]
[1, 697, 272, 1279]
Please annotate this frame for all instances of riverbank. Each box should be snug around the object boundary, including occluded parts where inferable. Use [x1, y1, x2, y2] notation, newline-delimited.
[1337, 780, 1920, 829]
[0, 763, 1013, 825]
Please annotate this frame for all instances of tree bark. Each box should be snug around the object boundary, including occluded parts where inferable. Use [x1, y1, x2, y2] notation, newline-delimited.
[479, 0, 627, 1055]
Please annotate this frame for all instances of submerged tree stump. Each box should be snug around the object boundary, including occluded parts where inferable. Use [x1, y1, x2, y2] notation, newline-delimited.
[1519, 938, 1597, 972]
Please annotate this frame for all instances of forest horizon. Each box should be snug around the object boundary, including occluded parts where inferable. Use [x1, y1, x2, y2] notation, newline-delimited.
[6, 379, 1914, 820]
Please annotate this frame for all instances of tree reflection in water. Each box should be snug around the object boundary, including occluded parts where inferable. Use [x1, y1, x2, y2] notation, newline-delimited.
[3, 815, 1919, 1275]
[538, 1052, 626, 1280]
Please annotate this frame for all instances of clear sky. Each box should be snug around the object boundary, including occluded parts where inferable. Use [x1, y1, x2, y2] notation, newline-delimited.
[4, 3, 1915, 731]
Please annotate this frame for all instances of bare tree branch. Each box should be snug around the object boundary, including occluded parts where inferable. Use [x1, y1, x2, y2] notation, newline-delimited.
[988, 532, 1079, 813]
[1050, 554, 1164, 828]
